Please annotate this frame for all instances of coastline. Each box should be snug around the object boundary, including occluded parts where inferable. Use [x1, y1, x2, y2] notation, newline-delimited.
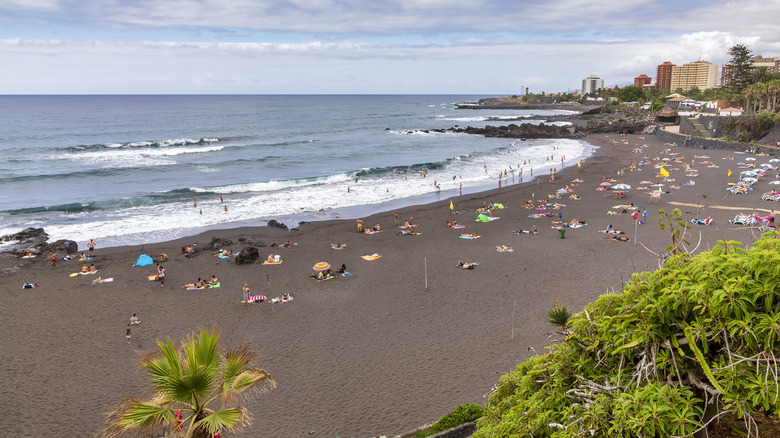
[1, 132, 774, 437]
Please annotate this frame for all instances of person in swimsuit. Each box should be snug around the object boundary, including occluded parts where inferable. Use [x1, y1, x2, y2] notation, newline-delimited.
[88, 239, 96, 257]
[126, 324, 132, 344]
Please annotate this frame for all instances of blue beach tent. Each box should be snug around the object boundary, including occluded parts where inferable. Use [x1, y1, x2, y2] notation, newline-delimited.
[134, 254, 154, 267]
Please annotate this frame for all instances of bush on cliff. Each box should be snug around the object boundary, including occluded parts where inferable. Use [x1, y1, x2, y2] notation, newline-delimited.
[475, 232, 780, 438]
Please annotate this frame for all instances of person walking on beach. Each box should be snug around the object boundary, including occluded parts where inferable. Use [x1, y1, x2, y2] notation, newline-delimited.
[49, 252, 57, 269]
[243, 284, 251, 306]
[126, 324, 132, 344]
[88, 239, 96, 258]
[394, 212, 399, 224]
[157, 265, 166, 287]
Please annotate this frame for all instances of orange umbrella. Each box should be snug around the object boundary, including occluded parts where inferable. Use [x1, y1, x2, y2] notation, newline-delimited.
[313, 262, 330, 271]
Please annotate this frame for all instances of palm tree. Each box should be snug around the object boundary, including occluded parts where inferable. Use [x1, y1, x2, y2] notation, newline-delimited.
[752, 66, 772, 84]
[767, 79, 780, 112]
[100, 325, 276, 438]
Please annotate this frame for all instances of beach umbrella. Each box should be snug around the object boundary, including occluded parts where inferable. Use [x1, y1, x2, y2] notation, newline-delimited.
[599, 181, 612, 187]
[769, 159, 780, 163]
[770, 181, 780, 185]
[613, 183, 632, 190]
[745, 157, 756, 161]
[313, 262, 330, 271]
[742, 177, 758, 184]
[741, 170, 757, 176]
[760, 164, 776, 169]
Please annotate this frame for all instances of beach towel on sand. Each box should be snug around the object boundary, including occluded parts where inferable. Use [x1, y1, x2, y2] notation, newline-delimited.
[22, 283, 40, 289]
[263, 260, 283, 265]
[70, 270, 97, 277]
[242, 295, 267, 303]
[459, 235, 480, 239]
[364, 229, 384, 234]
[92, 278, 113, 284]
[447, 225, 466, 229]
[361, 254, 383, 261]
[271, 295, 294, 303]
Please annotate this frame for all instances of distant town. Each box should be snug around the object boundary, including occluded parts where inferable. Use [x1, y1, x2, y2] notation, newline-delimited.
[523, 45, 780, 119]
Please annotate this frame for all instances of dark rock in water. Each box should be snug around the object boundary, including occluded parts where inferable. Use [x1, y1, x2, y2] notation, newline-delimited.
[50, 239, 78, 254]
[267, 220, 288, 230]
[235, 246, 259, 265]
[209, 237, 234, 250]
[1, 227, 48, 244]
[0, 227, 50, 254]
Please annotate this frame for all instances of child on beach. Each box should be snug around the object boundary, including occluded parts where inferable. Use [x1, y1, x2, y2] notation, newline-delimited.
[126, 324, 132, 344]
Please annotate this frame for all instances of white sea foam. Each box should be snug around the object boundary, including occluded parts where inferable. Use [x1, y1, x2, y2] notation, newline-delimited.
[30, 139, 593, 247]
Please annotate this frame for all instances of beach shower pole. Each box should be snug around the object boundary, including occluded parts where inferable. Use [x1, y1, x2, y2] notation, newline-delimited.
[511, 301, 516, 340]
[424, 257, 428, 291]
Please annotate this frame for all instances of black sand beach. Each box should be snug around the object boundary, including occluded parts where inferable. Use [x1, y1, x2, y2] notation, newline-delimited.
[1, 133, 776, 437]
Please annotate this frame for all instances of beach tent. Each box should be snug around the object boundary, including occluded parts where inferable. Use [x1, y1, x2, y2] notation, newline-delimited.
[476, 214, 491, 222]
[492, 203, 505, 209]
[134, 254, 154, 267]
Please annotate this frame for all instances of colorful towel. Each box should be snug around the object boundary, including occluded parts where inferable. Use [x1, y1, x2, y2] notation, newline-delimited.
[364, 229, 384, 234]
[447, 225, 466, 229]
[69, 270, 98, 277]
[92, 278, 114, 284]
[263, 260, 283, 265]
[459, 235, 480, 239]
[22, 283, 40, 289]
[271, 296, 294, 303]
[242, 295, 266, 303]
[361, 254, 383, 261]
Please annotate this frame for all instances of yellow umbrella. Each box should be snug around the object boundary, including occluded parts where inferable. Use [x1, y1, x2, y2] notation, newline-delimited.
[313, 262, 330, 271]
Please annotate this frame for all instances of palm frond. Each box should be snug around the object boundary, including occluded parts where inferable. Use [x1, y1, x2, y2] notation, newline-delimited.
[99, 396, 175, 438]
[222, 344, 256, 393]
[193, 406, 251, 436]
[221, 368, 276, 407]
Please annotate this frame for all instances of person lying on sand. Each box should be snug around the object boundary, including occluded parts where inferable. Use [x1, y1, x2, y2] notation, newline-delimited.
[513, 229, 529, 235]
[331, 243, 346, 249]
[608, 236, 630, 242]
[457, 261, 481, 269]
[182, 278, 207, 289]
[495, 244, 512, 252]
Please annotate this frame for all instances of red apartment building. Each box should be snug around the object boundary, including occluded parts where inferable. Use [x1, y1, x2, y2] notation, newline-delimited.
[656, 62, 675, 91]
[634, 74, 651, 88]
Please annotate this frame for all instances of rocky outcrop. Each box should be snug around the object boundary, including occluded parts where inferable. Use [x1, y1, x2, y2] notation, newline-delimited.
[235, 246, 260, 265]
[267, 220, 288, 230]
[49, 239, 78, 254]
[209, 237, 234, 250]
[0, 228, 49, 254]
[447, 120, 650, 139]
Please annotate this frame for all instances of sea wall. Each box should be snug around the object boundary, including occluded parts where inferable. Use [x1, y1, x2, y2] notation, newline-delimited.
[655, 130, 778, 155]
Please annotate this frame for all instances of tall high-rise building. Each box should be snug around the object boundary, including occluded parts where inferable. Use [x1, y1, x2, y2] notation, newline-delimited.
[634, 74, 652, 88]
[581, 75, 604, 95]
[722, 55, 780, 86]
[671, 61, 718, 91]
[656, 62, 675, 91]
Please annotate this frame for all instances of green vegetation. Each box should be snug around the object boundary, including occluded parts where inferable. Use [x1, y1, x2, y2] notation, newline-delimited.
[547, 296, 572, 329]
[100, 325, 276, 438]
[415, 404, 485, 437]
[474, 229, 780, 438]
[727, 44, 755, 95]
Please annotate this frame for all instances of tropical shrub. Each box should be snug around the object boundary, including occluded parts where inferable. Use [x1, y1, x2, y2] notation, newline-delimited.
[415, 403, 485, 437]
[475, 232, 780, 437]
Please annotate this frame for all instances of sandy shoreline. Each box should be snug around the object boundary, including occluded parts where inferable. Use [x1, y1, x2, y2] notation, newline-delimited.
[1, 132, 776, 437]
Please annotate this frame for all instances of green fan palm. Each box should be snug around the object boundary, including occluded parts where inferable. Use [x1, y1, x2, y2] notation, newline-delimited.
[100, 325, 275, 438]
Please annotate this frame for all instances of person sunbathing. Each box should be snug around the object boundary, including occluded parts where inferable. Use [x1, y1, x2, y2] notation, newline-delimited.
[89, 264, 96, 273]
[370, 224, 381, 232]
[331, 243, 345, 249]
[461, 233, 479, 238]
[457, 261, 481, 269]
[208, 275, 218, 285]
[532, 226, 538, 234]
[336, 264, 350, 276]
[282, 240, 293, 247]
[81, 264, 88, 273]
[609, 236, 629, 242]
[78, 253, 87, 261]
[266, 254, 275, 263]
[160, 253, 168, 262]
[282, 293, 291, 303]
[495, 244, 512, 252]
[445, 221, 452, 227]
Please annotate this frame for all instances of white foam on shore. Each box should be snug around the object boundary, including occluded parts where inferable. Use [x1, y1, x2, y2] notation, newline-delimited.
[14, 139, 593, 248]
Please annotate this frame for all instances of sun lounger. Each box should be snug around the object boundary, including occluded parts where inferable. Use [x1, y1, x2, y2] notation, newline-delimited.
[690, 217, 713, 225]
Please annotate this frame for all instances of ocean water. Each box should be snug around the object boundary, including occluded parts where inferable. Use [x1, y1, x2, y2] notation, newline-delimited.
[0, 95, 593, 249]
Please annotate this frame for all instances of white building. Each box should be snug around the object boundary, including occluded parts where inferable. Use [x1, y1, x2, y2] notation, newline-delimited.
[582, 75, 605, 95]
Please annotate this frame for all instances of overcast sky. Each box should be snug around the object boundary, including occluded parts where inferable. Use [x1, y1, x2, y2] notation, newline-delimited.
[1, 0, 779, 94]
